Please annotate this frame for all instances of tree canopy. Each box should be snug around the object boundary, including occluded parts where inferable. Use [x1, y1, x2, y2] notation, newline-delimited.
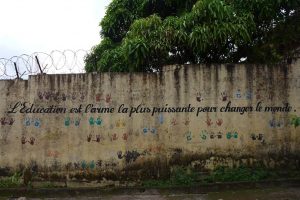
[85, 0, 300, 72]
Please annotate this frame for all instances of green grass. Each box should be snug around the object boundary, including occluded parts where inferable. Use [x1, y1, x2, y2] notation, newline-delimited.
[0, 172, 22, 188]
[206, 165, 274, 183]
[143, 166, 199, 187]
[142, 165, 300, 187]
[0, 166, 300, 189]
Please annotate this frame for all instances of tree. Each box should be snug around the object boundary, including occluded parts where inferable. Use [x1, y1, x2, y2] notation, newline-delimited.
[85, 0, 300, 72]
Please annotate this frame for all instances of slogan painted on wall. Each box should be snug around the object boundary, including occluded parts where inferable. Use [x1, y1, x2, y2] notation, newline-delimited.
[6, 101, 296, 116]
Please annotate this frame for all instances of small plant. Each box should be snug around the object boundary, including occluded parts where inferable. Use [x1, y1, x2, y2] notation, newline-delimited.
[169, 166, 198, 186]
[0, 172, 22, 188]
[290, 115, 300, 128]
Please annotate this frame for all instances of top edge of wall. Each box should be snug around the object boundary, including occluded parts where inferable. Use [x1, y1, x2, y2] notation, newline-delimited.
[0, 61, 297, 82]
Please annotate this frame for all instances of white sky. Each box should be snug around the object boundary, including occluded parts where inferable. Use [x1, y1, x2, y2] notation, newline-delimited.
[0, 0, 112, 58]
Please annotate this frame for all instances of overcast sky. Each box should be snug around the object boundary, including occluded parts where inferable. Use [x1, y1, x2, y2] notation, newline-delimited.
[0, 0, 111, 58]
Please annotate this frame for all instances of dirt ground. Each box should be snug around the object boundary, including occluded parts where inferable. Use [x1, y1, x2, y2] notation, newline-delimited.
[3, 187, 300, 200]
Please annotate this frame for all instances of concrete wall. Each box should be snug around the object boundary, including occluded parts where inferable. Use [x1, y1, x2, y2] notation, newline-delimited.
[0, 60, 300, 181]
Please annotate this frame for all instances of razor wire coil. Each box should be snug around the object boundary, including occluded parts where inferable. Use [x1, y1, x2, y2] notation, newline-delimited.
[0, 49, 89, 79]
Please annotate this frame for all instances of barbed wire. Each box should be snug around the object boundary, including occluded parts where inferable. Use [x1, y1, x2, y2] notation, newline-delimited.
[0, 49, 89, 80]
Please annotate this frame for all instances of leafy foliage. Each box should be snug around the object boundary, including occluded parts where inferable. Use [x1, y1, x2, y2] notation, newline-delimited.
[85, 0, 300, 72]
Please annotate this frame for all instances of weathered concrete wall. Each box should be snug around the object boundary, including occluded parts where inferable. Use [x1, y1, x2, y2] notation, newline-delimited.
[0, 60, 300, 181]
